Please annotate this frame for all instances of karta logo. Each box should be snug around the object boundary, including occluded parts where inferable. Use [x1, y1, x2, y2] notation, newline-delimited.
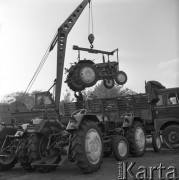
[118, 162, 179, 180]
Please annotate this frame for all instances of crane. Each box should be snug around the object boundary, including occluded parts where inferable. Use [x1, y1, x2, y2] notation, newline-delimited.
[48, 0, 91, 113]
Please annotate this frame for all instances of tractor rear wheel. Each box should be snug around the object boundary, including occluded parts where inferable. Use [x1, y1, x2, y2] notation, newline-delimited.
[77, 63, 98, 87]
[71, 120, 103, 173]
[28, 133, 61, 173]
[126, 121, 146, 157]
[67, 81, 86, 92]
[19, 136, 34, 172]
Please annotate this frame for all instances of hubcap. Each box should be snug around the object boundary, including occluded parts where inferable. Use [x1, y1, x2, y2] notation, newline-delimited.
[118, 140, 127, 157]
[117, 73, 126, 83]
[85, 129, 102, 164]
[135, 127, 145, 151]
[169, 131, 178, 143]
[80, 67, 95, 84]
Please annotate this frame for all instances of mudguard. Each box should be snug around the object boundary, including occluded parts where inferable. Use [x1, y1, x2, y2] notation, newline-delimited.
[66, 109, 100, 130]
[0, 125, 17, 148]
[27, 117, 64, 135]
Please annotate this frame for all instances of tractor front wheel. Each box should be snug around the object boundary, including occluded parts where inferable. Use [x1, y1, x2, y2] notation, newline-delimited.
[152, 132, 162, 152]
[112, 136, 129, 161]
[115, 71, 127, 85]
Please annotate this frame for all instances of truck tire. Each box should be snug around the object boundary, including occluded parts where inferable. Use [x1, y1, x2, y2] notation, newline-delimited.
[115, 71, 127, 85]
[0, 126, 17, 171]
[77, 63, 98, 87]
[152, 132, 162, 152]
[162, 125, 179, 149]
[71, 120, 103, 173]
[112, 136, 129, 161]
[28, 133, 61, 173]
[126, 121, 146, 157]
[103, 79, 115, 89]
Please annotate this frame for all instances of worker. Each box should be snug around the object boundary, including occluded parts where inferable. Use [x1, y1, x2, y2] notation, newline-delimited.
[74, 91, 84, 109]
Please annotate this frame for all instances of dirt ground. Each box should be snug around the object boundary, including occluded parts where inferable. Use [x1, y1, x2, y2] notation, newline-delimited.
[0, 144, 179, 180]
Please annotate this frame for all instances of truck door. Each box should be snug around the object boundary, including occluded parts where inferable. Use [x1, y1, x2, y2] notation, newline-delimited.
[165, 91, 179, 118]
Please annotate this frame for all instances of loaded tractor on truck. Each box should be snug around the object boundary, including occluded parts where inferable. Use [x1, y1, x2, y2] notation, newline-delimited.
[0, 0, 131, 173]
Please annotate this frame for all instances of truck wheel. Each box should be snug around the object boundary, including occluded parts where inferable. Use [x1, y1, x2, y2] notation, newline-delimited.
[103, 79, 115, 89]
[112, 136, 129, 161]
[152, 132, 162, 152]
[77, 63, 98, 87]
[115, 71, 127, 85]
[0, 126, 17, 171]
[162, 125, 179, 149]
[71, 120, 103, 173]
[126, 121, 146, 157]
[28, 133, 61, 173]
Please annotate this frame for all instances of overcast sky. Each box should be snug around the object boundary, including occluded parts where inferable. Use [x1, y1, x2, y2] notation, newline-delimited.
[0, 0, 178, 100]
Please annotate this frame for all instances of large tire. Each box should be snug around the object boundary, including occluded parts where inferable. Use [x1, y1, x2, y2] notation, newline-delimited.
[126, 121, 146, 157]
[18, 136, 34, 172]
[112, 136, 129, 161]
[152, 132, 162, 152]
[67, 81, 86, 92]
[77, 63, 98, 87]
[162, 125, 179, 149]
[71, 120, 103, 173]
[115, 71, 127, 85]
[0, 126, 17, 171]
[28, 133, 61, 173]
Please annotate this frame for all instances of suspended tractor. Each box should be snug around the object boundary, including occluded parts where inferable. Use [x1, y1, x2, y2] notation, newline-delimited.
[65, 46, 127, 92]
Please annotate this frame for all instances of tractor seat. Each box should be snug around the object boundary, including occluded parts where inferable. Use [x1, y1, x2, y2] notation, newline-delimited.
[95, 61, 118, 68]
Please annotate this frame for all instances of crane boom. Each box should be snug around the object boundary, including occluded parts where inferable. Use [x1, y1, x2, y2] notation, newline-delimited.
[52, 0, 91, 112]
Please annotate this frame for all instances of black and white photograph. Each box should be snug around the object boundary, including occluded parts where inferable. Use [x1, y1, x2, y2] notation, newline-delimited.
[0, 0, 179, 179]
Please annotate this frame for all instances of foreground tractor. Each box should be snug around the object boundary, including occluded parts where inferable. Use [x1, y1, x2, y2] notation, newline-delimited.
[65, 46, 127, 91]
[64, 101, 146, 161]
[21, 92, 103, 173]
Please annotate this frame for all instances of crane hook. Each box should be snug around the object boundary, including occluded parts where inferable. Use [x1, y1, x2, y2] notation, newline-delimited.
[88, 33, 94, 49]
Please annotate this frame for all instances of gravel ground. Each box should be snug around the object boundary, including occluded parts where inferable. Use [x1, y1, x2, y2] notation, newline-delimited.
[0, 147, 178, 180]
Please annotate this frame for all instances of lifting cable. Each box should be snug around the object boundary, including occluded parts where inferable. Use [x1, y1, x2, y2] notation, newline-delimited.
[88, 1, 94, 36]
[88, 1, 95, 48]
[20, 32, 58, 102]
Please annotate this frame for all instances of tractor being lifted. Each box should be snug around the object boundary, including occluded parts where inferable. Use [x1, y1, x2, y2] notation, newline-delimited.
[65, 45, 127, 91]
